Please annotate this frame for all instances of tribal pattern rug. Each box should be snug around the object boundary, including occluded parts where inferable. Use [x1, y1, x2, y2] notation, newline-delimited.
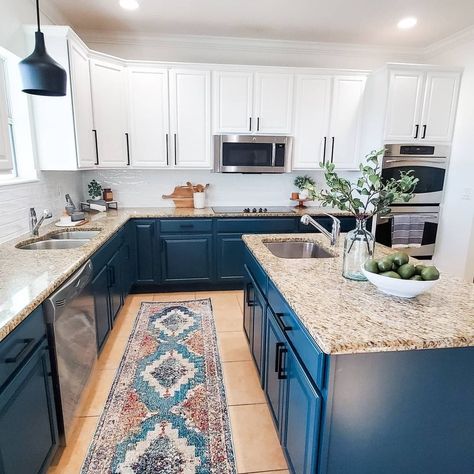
[82, 299, 236, 474]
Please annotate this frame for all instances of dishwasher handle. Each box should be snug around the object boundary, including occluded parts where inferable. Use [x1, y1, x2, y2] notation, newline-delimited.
[44, 261, 94, 322]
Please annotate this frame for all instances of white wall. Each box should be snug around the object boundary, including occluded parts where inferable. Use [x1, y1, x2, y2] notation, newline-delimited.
[0, 0, 82, 243]
[428, 38, 474, 282]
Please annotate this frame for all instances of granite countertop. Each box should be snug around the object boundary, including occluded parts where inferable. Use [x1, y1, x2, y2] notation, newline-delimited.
[242, 233, 474, 355]
[0, 205, 345, 342]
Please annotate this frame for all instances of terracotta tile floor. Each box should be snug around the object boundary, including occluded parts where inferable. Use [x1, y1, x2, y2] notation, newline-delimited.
[48, 291, 289, 474]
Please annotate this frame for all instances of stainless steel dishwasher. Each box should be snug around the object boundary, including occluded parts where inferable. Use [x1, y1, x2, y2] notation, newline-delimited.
[44, 260, 97, 445]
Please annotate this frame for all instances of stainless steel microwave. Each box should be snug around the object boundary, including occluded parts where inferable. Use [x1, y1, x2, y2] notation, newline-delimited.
[213, 135, 292, 173]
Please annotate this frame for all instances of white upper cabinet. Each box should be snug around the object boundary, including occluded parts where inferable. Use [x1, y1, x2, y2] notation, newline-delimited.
[212, 70, 293, 134]
[128, 67, 170, 168]
[90, 59, 129, 168]
[0, 58, 13, 171]
[292, 74, 366, 170]
[169, 69, 211, 168]
[254, 72, 294, 134]
[292, 75, 332, 170]
[68, 40, 96, 168]
[384, 68, 460, 143]
[329, 76, 366, 169]
[420, 72, 460, 142]
[213, 71, 253, 133]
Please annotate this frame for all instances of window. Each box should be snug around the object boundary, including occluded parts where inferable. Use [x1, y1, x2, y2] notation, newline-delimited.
[0, 47, 37, 185]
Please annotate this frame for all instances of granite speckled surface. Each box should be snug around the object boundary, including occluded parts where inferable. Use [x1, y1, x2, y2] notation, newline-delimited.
[242, 233, 474, 355]
[0, 206, 343, 342]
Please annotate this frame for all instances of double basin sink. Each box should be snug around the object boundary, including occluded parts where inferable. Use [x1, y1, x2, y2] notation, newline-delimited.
[17, 231, 100, 250]
[264, 241, 335, 259]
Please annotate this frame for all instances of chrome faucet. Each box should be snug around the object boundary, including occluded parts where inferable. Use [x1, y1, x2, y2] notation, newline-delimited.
[30, 208, 52, 236]
[300, 213, 341, 246]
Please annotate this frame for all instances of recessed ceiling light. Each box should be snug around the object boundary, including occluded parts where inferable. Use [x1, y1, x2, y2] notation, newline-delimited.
[119, 0, 140, 10]
[397, 17, 417, 29]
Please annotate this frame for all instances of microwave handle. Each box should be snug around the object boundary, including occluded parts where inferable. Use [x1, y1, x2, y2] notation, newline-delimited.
[271, 143, 276, 166]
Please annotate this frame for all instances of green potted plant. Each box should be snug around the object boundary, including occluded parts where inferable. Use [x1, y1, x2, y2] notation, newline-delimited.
[319, 148, 418, 280]
[88, 179, 102, 200]
[294, 175, 317, 201]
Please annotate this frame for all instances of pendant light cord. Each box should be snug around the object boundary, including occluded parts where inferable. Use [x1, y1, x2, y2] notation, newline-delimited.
[36, 0, 41, 32]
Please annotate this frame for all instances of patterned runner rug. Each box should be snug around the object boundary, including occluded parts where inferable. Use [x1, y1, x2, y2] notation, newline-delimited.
[82, 299, 236, 473]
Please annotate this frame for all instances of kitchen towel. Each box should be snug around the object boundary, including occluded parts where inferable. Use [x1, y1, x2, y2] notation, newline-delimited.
[391, 214, 426, 248]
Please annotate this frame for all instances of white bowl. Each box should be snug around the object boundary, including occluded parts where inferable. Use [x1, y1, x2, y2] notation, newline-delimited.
[361, 267, 439, 298]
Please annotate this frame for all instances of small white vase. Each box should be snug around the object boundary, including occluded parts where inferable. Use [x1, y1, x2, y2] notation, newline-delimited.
[193, 192, 206, 209]
[299, 189, 309, 200]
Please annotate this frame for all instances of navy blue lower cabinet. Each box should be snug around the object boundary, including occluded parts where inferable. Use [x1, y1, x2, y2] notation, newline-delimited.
[282, 343, 321, 474]
[133, 219, 159, 284]
[160, 234, 213, 283]
[107, 250, 123, 321]
[92, 264, 111, 351]
[243, 266, 255, 343]
[250, 276, 266, 380]
[216, 234, 245, 281]
[0, 340, 58, 474]
[264, 306, 286, 433]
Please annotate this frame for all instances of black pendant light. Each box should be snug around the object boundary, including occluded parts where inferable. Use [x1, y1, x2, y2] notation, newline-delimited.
[19, 0, 67, 96]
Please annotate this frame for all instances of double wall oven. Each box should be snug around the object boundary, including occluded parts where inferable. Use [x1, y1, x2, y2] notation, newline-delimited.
[376, 144, 449, 258]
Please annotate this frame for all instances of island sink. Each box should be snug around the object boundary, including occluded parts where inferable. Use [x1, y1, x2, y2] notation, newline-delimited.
[264, 240, 335, 259]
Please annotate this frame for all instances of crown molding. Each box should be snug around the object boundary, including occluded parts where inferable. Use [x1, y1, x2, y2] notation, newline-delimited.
[36, 0, 70, 26]
[78, 29, 422, 61]
[423, 24, 474, 59]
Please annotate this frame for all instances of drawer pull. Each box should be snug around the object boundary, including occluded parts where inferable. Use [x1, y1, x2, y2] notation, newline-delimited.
[276, 343, 288, 380]
[245, 283, 256, 307]
[5, 338, 35, 363]
[275, 312, 292, 332]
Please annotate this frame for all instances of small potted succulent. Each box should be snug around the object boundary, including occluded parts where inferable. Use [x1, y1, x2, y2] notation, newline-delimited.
[319, 148, 419, 280]
[294, 175, 317, 201]
[88, 179, 102, 200]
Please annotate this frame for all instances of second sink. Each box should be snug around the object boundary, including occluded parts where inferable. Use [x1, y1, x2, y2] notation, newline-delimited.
[264, 241, 335, 259]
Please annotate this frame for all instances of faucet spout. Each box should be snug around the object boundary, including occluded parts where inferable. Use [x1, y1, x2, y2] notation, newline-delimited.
[30, 208, 52, 236]
[300, 213, 341, 246]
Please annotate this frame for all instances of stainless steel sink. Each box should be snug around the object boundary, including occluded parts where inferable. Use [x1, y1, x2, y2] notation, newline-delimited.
[264, 241, 335, 259]
[50, 231, 100, 240]
[17, 239, 90, 250]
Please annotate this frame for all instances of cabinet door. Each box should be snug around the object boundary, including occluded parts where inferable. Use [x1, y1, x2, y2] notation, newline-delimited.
[420, 71, 460, 142]
[282, 343, 322, 474]
[264, 307, 286, 433]
[254, 73, 294, 134]
[0, 342, 58, 474]
[292, 75, 332, 170]
[92, 264, 111, 351]
[243, 265, 255, 343]
[134, 220, 158, 284]
[216, 234, 245, 281]
[128, 67, 170, 167]
[252, 282, 266, 379]
[90, 59, 128, 167]
[385, 70, 424, 142]
[169, 69, 211, 168]
[213, 71, 253, 133]
[108, 250, 123, 321]
[68, 40, 96, 168]
[161, 235, 213, 283]
[328, 75, 366, 169]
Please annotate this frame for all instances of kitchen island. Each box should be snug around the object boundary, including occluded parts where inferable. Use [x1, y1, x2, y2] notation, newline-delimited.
[242, 233, 474, 474]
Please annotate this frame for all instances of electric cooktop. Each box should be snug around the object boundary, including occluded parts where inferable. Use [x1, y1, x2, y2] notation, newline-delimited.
[212, 206, 295, 214]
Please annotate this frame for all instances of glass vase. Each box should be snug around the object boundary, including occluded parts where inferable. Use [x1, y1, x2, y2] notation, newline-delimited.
[342, 219, 375, 281]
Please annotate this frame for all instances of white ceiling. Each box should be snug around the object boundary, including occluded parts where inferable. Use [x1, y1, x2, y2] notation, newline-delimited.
[43, 0, 474, 48]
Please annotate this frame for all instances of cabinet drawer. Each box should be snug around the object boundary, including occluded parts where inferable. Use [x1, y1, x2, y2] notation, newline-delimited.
[0, 307, 46, 390]
[267, 279, 326, 389]
[160, 219, 213, 233]
[217, 218, 297, 233]
[244, 249, 268, 294]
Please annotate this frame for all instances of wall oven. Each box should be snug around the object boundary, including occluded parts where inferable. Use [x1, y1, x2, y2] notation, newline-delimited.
[382, 144, 449, 205]
[214, 135, 292, 173]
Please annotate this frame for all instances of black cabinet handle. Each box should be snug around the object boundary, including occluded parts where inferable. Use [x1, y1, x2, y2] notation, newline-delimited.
[165, 133, 169, 166]
[5, 338, 35, 363]
[92, 129, 99, 165]
[174, 133, 177, 165]
[108, 266, 115, 287]
[414, 124, 419, 139]
[422, 125, 427, 139]
[275, 342, 285, 372]
[275, 312, 292, 332]
[249, 117, 252, 132]
[257, 117, 260, 131]
[322, 136, 327, 164]
[125, 133, 131, 166]
[245, 283, 256, 307]
[330, 137, 335, 163]
[277, 343, 288, 380]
